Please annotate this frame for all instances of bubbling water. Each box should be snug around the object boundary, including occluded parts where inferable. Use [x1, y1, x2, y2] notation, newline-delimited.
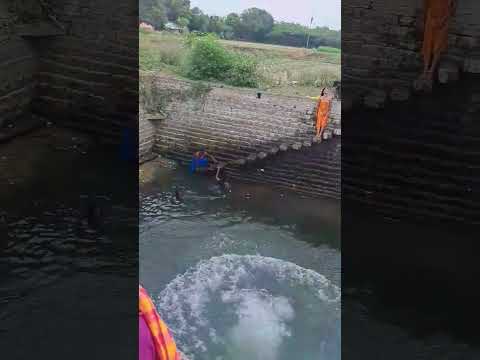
[157, 254, 340, 360]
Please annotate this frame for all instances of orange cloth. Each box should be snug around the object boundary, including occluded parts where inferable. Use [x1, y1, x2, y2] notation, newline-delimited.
[316, 97, 331, 136]
[139, 285, 181, 360]
[422, 0, 454, 67]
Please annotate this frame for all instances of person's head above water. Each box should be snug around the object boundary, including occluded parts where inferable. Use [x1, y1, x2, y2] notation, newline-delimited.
[196, 147, 207, 156]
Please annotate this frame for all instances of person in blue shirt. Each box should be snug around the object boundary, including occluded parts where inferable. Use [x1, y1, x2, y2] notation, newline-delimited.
[190, 148, 218, 174]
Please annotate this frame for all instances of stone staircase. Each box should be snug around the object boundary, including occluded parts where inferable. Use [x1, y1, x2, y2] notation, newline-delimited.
[149, 75, 341, 199]
[226, 137, 341, 200]
[224, 98, 341, 168]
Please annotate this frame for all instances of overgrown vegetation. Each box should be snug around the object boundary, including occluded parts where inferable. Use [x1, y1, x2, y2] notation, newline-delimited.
[139, 73, 169, 115]
[266, 22, 340, 49]
[139, 0, 340, 49]
[183, 34, 259, 87]
[140, 72, 213, 114]
[140, 31, 340, 96]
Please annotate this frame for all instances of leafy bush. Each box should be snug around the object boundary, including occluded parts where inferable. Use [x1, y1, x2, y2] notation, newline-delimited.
[226, 55, 259, 87]
[182, 35, 259, 87]
[183, 34, 232, 80]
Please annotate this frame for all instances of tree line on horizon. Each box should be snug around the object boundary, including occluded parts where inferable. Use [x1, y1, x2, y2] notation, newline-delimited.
[139, 0, 340, 49]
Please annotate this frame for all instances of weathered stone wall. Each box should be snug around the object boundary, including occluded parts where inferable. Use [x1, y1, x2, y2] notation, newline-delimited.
[343, 76, 480, 224]
[0, 2, 38, 127]
[153, 75, 340, 160]
[342, 1, 480, 224]
[1, 1, 138, 140]
[343, 0, 480, 108]
[32, 0, 138, 138]
[228, 137, 341, 200]
[139, 115, 156, 163]
[149, 75, 341, 199]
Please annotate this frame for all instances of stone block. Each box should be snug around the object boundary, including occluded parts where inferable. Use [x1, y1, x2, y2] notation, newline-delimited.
[364, 90, 387, 108]
[257, 152, 267, 160]
[438, 61, 460, 84]
[269, 147, 279, 155]
[390, 87, 410, 101]
[323, 130, 333, 140]
[291, 142, 302, 150]
[464, 58, 480, 73]
[398, 15, 415, 27]
[455, 35, 478, 50]
[246, 154, 257, 163]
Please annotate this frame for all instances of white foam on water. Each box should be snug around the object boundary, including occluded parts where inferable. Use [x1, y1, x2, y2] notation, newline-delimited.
[157, 254, 340, 360]
[224, 289, 294, 360]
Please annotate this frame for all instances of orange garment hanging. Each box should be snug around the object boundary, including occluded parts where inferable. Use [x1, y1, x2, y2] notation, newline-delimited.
[316, 96, 331, 137]
[421, 0, 454, 69]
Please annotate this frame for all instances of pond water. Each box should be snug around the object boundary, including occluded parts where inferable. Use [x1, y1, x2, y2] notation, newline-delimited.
[140, 159, 341, 360]
[0, 128, 137, 358]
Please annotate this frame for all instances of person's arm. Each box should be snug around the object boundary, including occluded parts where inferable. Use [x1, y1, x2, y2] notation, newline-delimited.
[206, 152, 218, 163]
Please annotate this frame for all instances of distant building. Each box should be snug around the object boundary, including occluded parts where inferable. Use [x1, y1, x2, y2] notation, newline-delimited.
[139, 22, 154, 32]
[164, 22, 183, 34]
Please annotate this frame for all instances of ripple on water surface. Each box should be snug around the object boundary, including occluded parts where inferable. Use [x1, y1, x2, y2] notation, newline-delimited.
[158, 254, 340, 360]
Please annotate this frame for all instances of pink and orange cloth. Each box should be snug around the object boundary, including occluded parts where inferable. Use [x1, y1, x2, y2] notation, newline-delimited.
[139, 285, 181, 360]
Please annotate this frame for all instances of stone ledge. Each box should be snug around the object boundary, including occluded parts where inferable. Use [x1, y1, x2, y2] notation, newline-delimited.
[16, 22, 65, 37]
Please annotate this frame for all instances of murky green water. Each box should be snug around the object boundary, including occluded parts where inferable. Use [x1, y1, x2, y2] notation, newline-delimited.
[140, 160, 341, 360]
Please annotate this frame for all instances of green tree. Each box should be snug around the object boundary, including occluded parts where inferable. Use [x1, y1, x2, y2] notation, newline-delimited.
[207, 16, 226, 37]
[225, 12, 242, 36]
[183, 34, 232, 80]
[163, 0, 191, 21]
[240, 8, 274, 41]
[189, 7, 210, 32]
[140, 0, 167, 30]
[177, 16, 190, 29]
[265, 22, 340, 48]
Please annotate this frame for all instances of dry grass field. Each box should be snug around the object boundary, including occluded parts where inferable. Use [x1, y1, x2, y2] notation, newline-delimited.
[140, 30, 340, 97]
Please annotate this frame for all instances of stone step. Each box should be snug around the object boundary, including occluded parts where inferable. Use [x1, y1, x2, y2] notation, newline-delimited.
[438, 60, 460, 84]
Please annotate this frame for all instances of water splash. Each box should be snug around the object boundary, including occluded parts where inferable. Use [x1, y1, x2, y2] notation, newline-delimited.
[223, 289, 294, 360]
[157, 254, 340, 360]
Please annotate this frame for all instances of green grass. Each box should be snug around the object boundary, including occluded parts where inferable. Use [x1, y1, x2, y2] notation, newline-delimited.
[139, 30, 340, 97]
[139, 30, 187, 72]
[316, 46, 341, 54]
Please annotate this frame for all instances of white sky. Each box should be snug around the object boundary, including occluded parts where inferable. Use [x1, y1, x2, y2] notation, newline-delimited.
[190, 0, 341, 30]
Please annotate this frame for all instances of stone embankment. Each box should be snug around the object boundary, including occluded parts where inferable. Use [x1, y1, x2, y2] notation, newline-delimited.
[1, 0, 138, 141]
[342, 0, 480, 109]
[141, 74, 341, 199]
[341, 1, 480, 223]
[343, 76, 480, 224]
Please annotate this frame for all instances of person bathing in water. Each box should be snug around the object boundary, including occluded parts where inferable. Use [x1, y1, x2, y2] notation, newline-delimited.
[190, 147, 231, 193]
[416, 0, 457, 91]
[190, 147, 218, 174]
[139, 285, 182, 360]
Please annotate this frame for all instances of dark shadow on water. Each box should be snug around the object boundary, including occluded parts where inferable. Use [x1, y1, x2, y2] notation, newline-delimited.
[0, 128, 138, 358]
